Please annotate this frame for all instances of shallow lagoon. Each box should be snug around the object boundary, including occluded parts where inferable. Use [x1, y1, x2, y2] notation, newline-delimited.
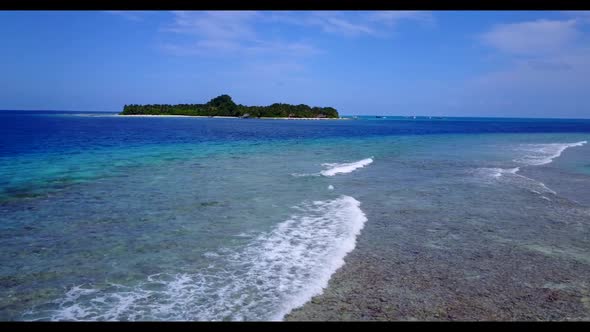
[1, 111, 589, 320]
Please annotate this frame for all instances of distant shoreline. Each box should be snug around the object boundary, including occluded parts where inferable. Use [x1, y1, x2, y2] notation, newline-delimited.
[120, 95, 340, 118]
[117, 114, 350, 120]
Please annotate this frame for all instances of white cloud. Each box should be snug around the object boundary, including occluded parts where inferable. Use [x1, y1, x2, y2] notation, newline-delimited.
[450, 16, 590, 117]
[317, 16, 377, 36]
[160, 39, 319, 58]
[473, 56, 586, 92]
[160, 11, 318, 58]
[368, 11, 435, 27]
[166, 11, 259, 40]
[159, 11, 435, 57]
[480, 19, 579, 55]
[157, 10, 434, 96]
[561, 10, 590, 21]
[266, 11, 433, 38]
[305, 12, 378, 37]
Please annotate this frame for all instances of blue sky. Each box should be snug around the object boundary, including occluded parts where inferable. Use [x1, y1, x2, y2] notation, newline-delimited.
[1, 10, 590, 118]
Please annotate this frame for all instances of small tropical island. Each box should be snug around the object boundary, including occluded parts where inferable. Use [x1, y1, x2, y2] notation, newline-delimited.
[119, 95, 340, 119]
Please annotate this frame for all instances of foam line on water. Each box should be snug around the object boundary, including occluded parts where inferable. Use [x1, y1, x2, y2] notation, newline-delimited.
[25, 195, 368, 321]
[478, 167, 556, 195]
[482, 167, 520, 178]
[476, 141, 586, 196]
[320, 157, 374, 177]
[514, 141, 586, 166]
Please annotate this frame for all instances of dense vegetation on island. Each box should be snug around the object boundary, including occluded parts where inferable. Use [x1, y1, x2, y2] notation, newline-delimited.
[120, 95, 339, 118]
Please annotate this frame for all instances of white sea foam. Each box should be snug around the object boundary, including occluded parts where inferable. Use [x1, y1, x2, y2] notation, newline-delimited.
[479, 141, 586, 179]
[291, 157, 374, 177]
[478, 167, 556, 195]
[328, 185, 334, 191]
[475, 141, 586, 196]
[514, 141, 587, 166]
[320, 157, 374, 177]
[27, 196, 367, 321]
[481, 167, 520, 178]
[290, 172, 320, 177]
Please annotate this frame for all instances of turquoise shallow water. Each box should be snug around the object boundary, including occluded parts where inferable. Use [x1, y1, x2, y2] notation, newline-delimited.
[1, 112, 589, 320]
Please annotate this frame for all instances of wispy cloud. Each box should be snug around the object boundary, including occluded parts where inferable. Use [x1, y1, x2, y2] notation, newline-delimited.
[477, 17, 588, 79]
[160, 39, 319, 58]
[157, 10, 435, 97]
[165, 11, 259, 40]
[305, 12, 378, 37]
[472, 52, 590, 91]
[462, 16, 590, 116]
[561, 10, 590, 22]
[159, 11, 435, 57]
[314, 15, 377, 37]
[160, 11, 319, 58]
[368, 11, 435, 27]
[480, 19, 579, 55]
[267, 11, 434, 37]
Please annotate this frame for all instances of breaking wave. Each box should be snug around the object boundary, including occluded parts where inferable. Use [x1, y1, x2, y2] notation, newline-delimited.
[514, 141, 586, 166]
[475, 141, 587, 196]
[320, 157, 374, 177]
[24, 196, 367, 321]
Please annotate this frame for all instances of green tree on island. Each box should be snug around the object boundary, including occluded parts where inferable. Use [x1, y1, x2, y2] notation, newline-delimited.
[120, 95, 339, 118]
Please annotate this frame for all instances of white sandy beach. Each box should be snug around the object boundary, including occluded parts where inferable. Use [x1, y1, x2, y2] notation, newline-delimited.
[117, 114, 349, 120]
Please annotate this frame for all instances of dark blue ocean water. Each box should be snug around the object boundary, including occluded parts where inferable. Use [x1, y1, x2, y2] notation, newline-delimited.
[3, 111, 590, 157]
[1, 111, 589, 320]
